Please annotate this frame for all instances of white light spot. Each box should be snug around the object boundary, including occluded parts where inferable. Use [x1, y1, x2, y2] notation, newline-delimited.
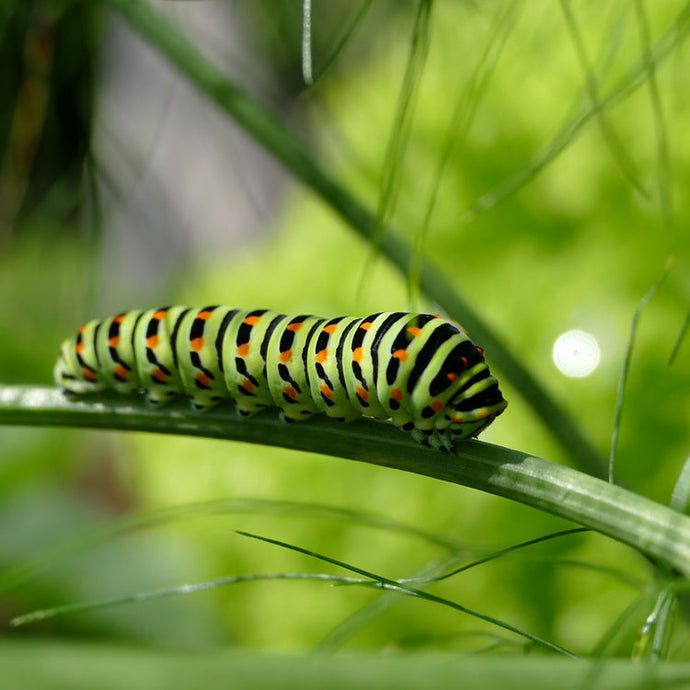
[552, 330, 600, 378]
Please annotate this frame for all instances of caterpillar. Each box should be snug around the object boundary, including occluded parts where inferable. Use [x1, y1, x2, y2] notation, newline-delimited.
[54, 306, 507, 451]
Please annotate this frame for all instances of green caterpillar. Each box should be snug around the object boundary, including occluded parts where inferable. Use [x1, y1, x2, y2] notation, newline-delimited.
[54, 306, 507, 451]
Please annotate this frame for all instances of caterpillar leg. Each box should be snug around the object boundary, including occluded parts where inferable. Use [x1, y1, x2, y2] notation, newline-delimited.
[409, 428, 455, 454]
[145, 390, 180, 406]
[280, 408, 315, 423]
[235, 399, 268, 417]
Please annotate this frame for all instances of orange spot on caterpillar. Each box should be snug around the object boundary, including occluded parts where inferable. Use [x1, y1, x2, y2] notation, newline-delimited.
[431, 400, 443, 412]
[196, 373, 210, 387]
[78, 325, 87, 334]
[284, 386, 297, 400]
[82, 369, 96, 381]
[108, 336, 120, 348]
[447, 372, 458, 381]
[190, 337, 204, 351]
[356, 386, 368, 400]
[197, 310, 213, 321]
[287, 322, 303, 332]
[324, 324, 337, 334]
[432, 313, 441, 318]
[320, 384, 333, 399]
[461, 356, 469, 367]
[407, 327, 422, 337]
[393, 349, 407, 361]
[391, 388, 403, 402]
[153, 309, 167, 320]
[280, 350, 292, 363]
[236, 343, 249, 356]
[360, 322, 372, 330]
[113, 365, 128, 379]
[477, 347, 484, 358]
[152, 368, 167, 382]
[244, 315, 261, 325]
[353, 347, 363, 362]
[75, 342, 85, 354]
[242, 378, 255, 393]
[147, 335, 159, 348]
[316, 349, 328, 363]
[451, 415, 464, 423]
[113, 314, 125, 323]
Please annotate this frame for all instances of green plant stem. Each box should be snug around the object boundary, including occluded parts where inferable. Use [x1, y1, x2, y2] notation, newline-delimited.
[102, 0, 605, 478]
[2, 385, 690, 578]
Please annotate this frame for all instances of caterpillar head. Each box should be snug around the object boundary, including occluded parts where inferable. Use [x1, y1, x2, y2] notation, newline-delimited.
[446, 376, 507, 438]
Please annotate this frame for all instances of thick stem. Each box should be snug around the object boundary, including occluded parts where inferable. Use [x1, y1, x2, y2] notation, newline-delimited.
[2, 385, 689, 577]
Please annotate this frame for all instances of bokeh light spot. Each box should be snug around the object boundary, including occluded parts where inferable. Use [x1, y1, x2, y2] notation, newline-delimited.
[552, 330, 600, 377]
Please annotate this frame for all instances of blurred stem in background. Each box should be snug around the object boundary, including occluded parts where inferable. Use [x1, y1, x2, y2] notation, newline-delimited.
[0, 0, 97, 243]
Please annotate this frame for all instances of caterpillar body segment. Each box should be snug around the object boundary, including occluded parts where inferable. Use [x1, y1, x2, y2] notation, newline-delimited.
[55, 306, 507, 450]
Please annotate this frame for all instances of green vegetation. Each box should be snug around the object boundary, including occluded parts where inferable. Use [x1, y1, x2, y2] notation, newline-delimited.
[0, 0, 689, 686]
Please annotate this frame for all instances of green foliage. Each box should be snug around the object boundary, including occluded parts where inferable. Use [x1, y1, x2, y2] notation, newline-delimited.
[0, 0, 689, 683]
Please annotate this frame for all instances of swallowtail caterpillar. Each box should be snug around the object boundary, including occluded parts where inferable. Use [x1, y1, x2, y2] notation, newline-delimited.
[55, 306, 507, 451]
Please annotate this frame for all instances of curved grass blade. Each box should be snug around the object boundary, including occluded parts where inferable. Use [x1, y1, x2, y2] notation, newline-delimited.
[671, 453, 690, 516]
[236, 530, 578, 658]
[669, 305, 690, 366]
[609, 264, 670, 484]
[579, 585, 663, 687]
[317, 527, 586, 651]
[633, 584, 677, 662]
[404, 527, 588, 585]
[317, 528, 640, 652]
[10, 572, 364, 628]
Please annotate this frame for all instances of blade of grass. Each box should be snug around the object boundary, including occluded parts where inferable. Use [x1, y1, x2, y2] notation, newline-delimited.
[317, 529, 642, 652]
[3, 385, 690, 577]
[406, 528, 588, 585]
[609, 265, 670, 484]
[633, 584, 677, 662]
[582, 585, 661, 685]
[236, 529, 577, 658]
[669, 304, 690, 365]
[318, 528, 588, 650]
[11, 550, 572, 659]
[103, 0, 606, 477]
[671, 453, 690, 515]
[10, 572, 364, 627]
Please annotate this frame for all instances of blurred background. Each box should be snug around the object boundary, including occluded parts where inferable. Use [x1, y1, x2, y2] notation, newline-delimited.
[0, 0, 689, 655]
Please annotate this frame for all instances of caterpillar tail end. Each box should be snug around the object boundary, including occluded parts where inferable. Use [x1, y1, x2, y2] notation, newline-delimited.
[53, 343, 105, 395]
